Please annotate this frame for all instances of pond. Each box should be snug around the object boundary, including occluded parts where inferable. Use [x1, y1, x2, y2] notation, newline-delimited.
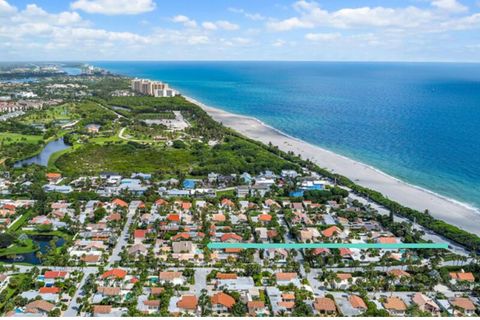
[0, 235, 65, 265]
[14, 137, 70, 168]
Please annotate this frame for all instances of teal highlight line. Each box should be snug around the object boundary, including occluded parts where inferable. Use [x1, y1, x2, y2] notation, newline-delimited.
[207, 243, 449, 250]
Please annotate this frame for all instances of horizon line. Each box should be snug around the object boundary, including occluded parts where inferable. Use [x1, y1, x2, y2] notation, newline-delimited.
[2, 60, 480, 64]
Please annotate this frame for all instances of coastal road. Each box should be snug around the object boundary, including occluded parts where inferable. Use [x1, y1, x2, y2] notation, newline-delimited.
[347, 192, 471, 257]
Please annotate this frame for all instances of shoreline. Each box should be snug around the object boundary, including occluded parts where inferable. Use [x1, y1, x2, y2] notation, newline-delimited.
[184, 95, 480, 235]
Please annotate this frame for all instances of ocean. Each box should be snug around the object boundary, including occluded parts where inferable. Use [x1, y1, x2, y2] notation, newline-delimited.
[95, 61, 480, 211]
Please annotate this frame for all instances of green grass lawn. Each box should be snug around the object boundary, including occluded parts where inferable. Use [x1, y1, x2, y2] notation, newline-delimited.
[54, 142, 195, 176]
[0, 133, 43, 145]
[0, 238, 36, 257]
[20, 103, 77, 124]
[7, 211, 32, 232]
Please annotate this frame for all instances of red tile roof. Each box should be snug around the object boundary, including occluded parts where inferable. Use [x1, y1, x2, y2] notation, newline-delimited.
[177, 295, 198, 310]
[172, 232, 190, 241]
[112, 198, 128, 208]
[377, 236, 397, 244]
[44, 271, 67, 279]
[101, 269, 127, 279]
[211, 292, 235, 309]
[134, 229, 147, 238]
[220, 233, 242, 242]
[258, 214, 272, 222]
[450, 272, 475, 282]
[39, 287, 60, 294]
[216, 273, 237, 280]
[167, 214, 180, 222]
[349, 295, 367, 309]
[314, 297, 336, 312]
[321, 226, 341, 238]
[275, 272, 297, 281]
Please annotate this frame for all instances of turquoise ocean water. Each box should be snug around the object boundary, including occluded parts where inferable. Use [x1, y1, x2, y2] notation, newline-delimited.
[95, 61, 480, 211]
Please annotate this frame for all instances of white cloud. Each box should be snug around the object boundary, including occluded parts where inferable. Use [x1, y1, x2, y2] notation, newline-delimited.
[305, 32, 341, 41]
[228, 7, 266, 21]
[172, 15, 197, 28]
[273, 39, 286, 47]
[187, 35, 209, 45]
[202, 21, 217, 30]
[431, 0, 468, 13]
[202, 20, 239, 31]
[70, 0, 156, 15]
[0, 0, 16, 15]
[265, 0, 479, 32]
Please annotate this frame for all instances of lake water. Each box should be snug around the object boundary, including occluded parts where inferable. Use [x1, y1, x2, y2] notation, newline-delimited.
[0, 235, 65, 265]
[14, 137, 70, 167]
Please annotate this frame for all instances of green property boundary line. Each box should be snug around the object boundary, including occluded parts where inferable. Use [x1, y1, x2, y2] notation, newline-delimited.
[207, 243, 449, 249]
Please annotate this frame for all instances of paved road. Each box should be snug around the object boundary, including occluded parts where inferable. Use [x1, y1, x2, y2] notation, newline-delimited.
[64, 267, 96, 316]
[107, 202, 138, 267]
[193, 268, 210, 296]
[347, 192, 471, 257]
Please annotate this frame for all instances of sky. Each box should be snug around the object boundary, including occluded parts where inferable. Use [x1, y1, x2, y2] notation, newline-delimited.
[0, 0, 479, 61]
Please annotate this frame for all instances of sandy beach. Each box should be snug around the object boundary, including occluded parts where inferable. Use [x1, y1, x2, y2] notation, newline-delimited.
[186, 96, 480, 235]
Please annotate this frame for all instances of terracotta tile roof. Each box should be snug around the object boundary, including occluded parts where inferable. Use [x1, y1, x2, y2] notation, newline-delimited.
[101, 268, 127, 279]
[258, 214, 272, 222]
[25, 300, 55, 313]
[97, 286, 121, 296]
[134, 229, 147, 238]
[107, 213, 121, 221]
[216, 273, 237, 280]
[267, 230, 278, 238]
[81, 255, 100, 263]
[93, 305, 112, 314]
[112, 198, 128, 208]
[220, 233, 242, 242]
[389, 269, 411, 278]
[282, 293, 295, 300]
[383, 297, 407, 311]
[177, 295, 198, 310]
[159, 271, 182, 281]
[44, 271, 67, 279]
[339, 248, 352, 256]
[248, 301, 265, 309]
[349, 295, 367, 309]
[3, 204, 16, 211]
[221, 199, 235, 207]
[155, 199, 167, 206]
[143, 300, 160, 307]
[451, 297, 476, 311]
[412, 293, 439, 311]
[275, 272, 297, 281]
[211, 292, 235, 309]
[278, 301, 295, 309]
[46, 173, 61, 179]
[314, 297, 336, 312]
[336, 273, 352, 280]
[450, 272, 475, 282]
[321, 226, 341, 238]
[313, 248, 330, 255]
[39, 287, 60, 294]
[172, 232, 190, 241]
[167, 214, 180, 222]
[377, 236, 397, 244]
[151, 287, 164, 295]
[212, 214, 226, 222]
[225, 248, 242, 253]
